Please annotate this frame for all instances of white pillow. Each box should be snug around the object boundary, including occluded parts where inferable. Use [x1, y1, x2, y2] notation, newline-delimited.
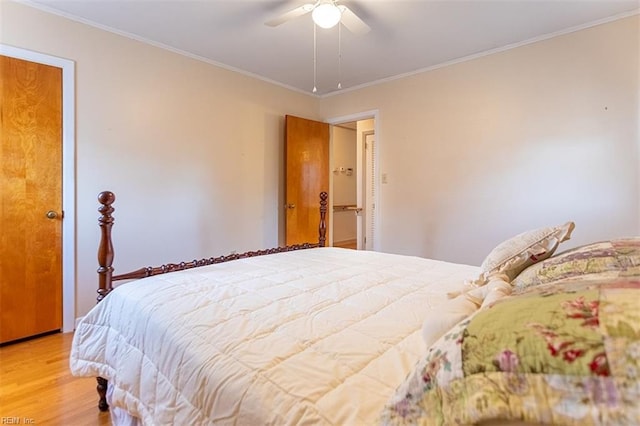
[422, 275, 511, 348]
[422, 294, 477, 348]
[475, 221, 575, 285]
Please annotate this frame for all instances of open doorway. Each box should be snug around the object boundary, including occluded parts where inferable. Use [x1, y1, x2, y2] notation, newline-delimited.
[329, 115, 377, 250]
[331, 122, 358, 249]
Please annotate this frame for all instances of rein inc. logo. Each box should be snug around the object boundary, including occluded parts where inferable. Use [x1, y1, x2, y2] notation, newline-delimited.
[1, 418, 35, 424]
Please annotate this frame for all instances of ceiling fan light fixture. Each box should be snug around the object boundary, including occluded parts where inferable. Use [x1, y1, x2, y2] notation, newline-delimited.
[312, 2, 342, 29]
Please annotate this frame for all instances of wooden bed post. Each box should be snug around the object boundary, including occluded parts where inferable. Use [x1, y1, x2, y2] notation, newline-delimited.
[97, 191, 115, 303]
[96, 377, 109, 412]
[319, 191, 327, 247]
[96, 190, 115, 412]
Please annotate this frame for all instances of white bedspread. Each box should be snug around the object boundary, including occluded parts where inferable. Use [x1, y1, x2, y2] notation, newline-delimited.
[70, 247, 478, 425]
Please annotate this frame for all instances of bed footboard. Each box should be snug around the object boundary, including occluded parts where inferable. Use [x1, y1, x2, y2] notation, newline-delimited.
[93, 190, 328, 411]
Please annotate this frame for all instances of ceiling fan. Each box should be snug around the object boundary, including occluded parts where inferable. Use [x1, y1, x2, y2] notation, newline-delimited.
[265, 0, 370, 35]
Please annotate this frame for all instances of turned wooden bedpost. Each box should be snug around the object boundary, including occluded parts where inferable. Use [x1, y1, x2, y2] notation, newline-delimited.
[319, 192, 328, 247]
[97, 191, 115, 303]
[96, 191, 114, 412]
[96, 377, 109, 412]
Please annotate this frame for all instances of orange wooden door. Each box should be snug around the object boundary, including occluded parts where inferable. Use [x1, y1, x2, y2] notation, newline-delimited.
[285, 115, 330, 245]
[0, 55, 63, 344]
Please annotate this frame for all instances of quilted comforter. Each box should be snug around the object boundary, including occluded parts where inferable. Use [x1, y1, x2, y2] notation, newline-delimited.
[70, 247, 479, 425]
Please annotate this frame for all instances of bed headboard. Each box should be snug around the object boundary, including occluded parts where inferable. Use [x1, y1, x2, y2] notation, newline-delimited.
[96, 191, 328, 302]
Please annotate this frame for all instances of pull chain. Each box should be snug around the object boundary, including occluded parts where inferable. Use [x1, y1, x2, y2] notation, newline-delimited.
[337, 23, 342, 90]
[313, 23, 318, 93]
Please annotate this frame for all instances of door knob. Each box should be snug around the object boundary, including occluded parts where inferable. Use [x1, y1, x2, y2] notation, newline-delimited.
[286, 204, 296, 209]
[46, 210, 58, 219]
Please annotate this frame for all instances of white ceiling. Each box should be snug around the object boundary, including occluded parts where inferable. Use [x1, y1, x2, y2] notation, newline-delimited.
[22, 0, 639, 96]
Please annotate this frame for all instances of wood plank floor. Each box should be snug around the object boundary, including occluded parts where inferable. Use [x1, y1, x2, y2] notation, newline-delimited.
[333, 239, 357, 250]
[0, 332, 110, 425]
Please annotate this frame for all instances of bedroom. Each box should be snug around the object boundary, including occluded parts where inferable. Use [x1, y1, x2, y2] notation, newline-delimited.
[1, 0, 639, 424]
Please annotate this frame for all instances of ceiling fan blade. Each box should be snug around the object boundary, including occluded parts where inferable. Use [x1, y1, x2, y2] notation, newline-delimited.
[265, 4, 315, 27]
[338, 5, 370, 35]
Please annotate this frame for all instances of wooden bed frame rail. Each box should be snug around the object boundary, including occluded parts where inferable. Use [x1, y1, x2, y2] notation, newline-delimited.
[94, 190, 328, 411]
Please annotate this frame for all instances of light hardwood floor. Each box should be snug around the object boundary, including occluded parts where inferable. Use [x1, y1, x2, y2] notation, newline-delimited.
[333, 239, 357, 250]
[0, 332, 110, 425]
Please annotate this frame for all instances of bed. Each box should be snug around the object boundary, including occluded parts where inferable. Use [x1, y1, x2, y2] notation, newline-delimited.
[70, 191, 640, 425]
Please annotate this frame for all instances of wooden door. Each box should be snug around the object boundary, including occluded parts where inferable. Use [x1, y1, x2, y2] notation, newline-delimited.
[0, 55, 63, 344]
[285, 115, 329, 245]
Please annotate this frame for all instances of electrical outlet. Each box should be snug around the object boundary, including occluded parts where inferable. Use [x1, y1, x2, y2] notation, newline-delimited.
[382, 173, 388, 184]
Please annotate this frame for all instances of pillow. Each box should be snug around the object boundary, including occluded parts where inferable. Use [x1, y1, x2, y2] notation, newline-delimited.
[421, 294, 477, 349]
[472, 221, 575, 286]
[381, 276, 639, 425]
[423, 275, 511, 348]
[512, 237, 640, 293]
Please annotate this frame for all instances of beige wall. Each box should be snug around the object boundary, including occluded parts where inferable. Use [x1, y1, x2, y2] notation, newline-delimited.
[2, 2, 638, 317]
[321, 15, 640, 265]
[1, 1, 319, 316]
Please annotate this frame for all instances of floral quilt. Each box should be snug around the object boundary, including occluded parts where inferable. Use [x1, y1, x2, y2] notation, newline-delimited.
[381, 273, 640, 425]
[512, 238, 640, 292]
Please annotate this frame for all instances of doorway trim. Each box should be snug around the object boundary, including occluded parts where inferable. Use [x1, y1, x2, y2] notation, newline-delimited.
[361, 130, 375, 251]
[1, 44, 76, 333]
[327, 110, 381, 251]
